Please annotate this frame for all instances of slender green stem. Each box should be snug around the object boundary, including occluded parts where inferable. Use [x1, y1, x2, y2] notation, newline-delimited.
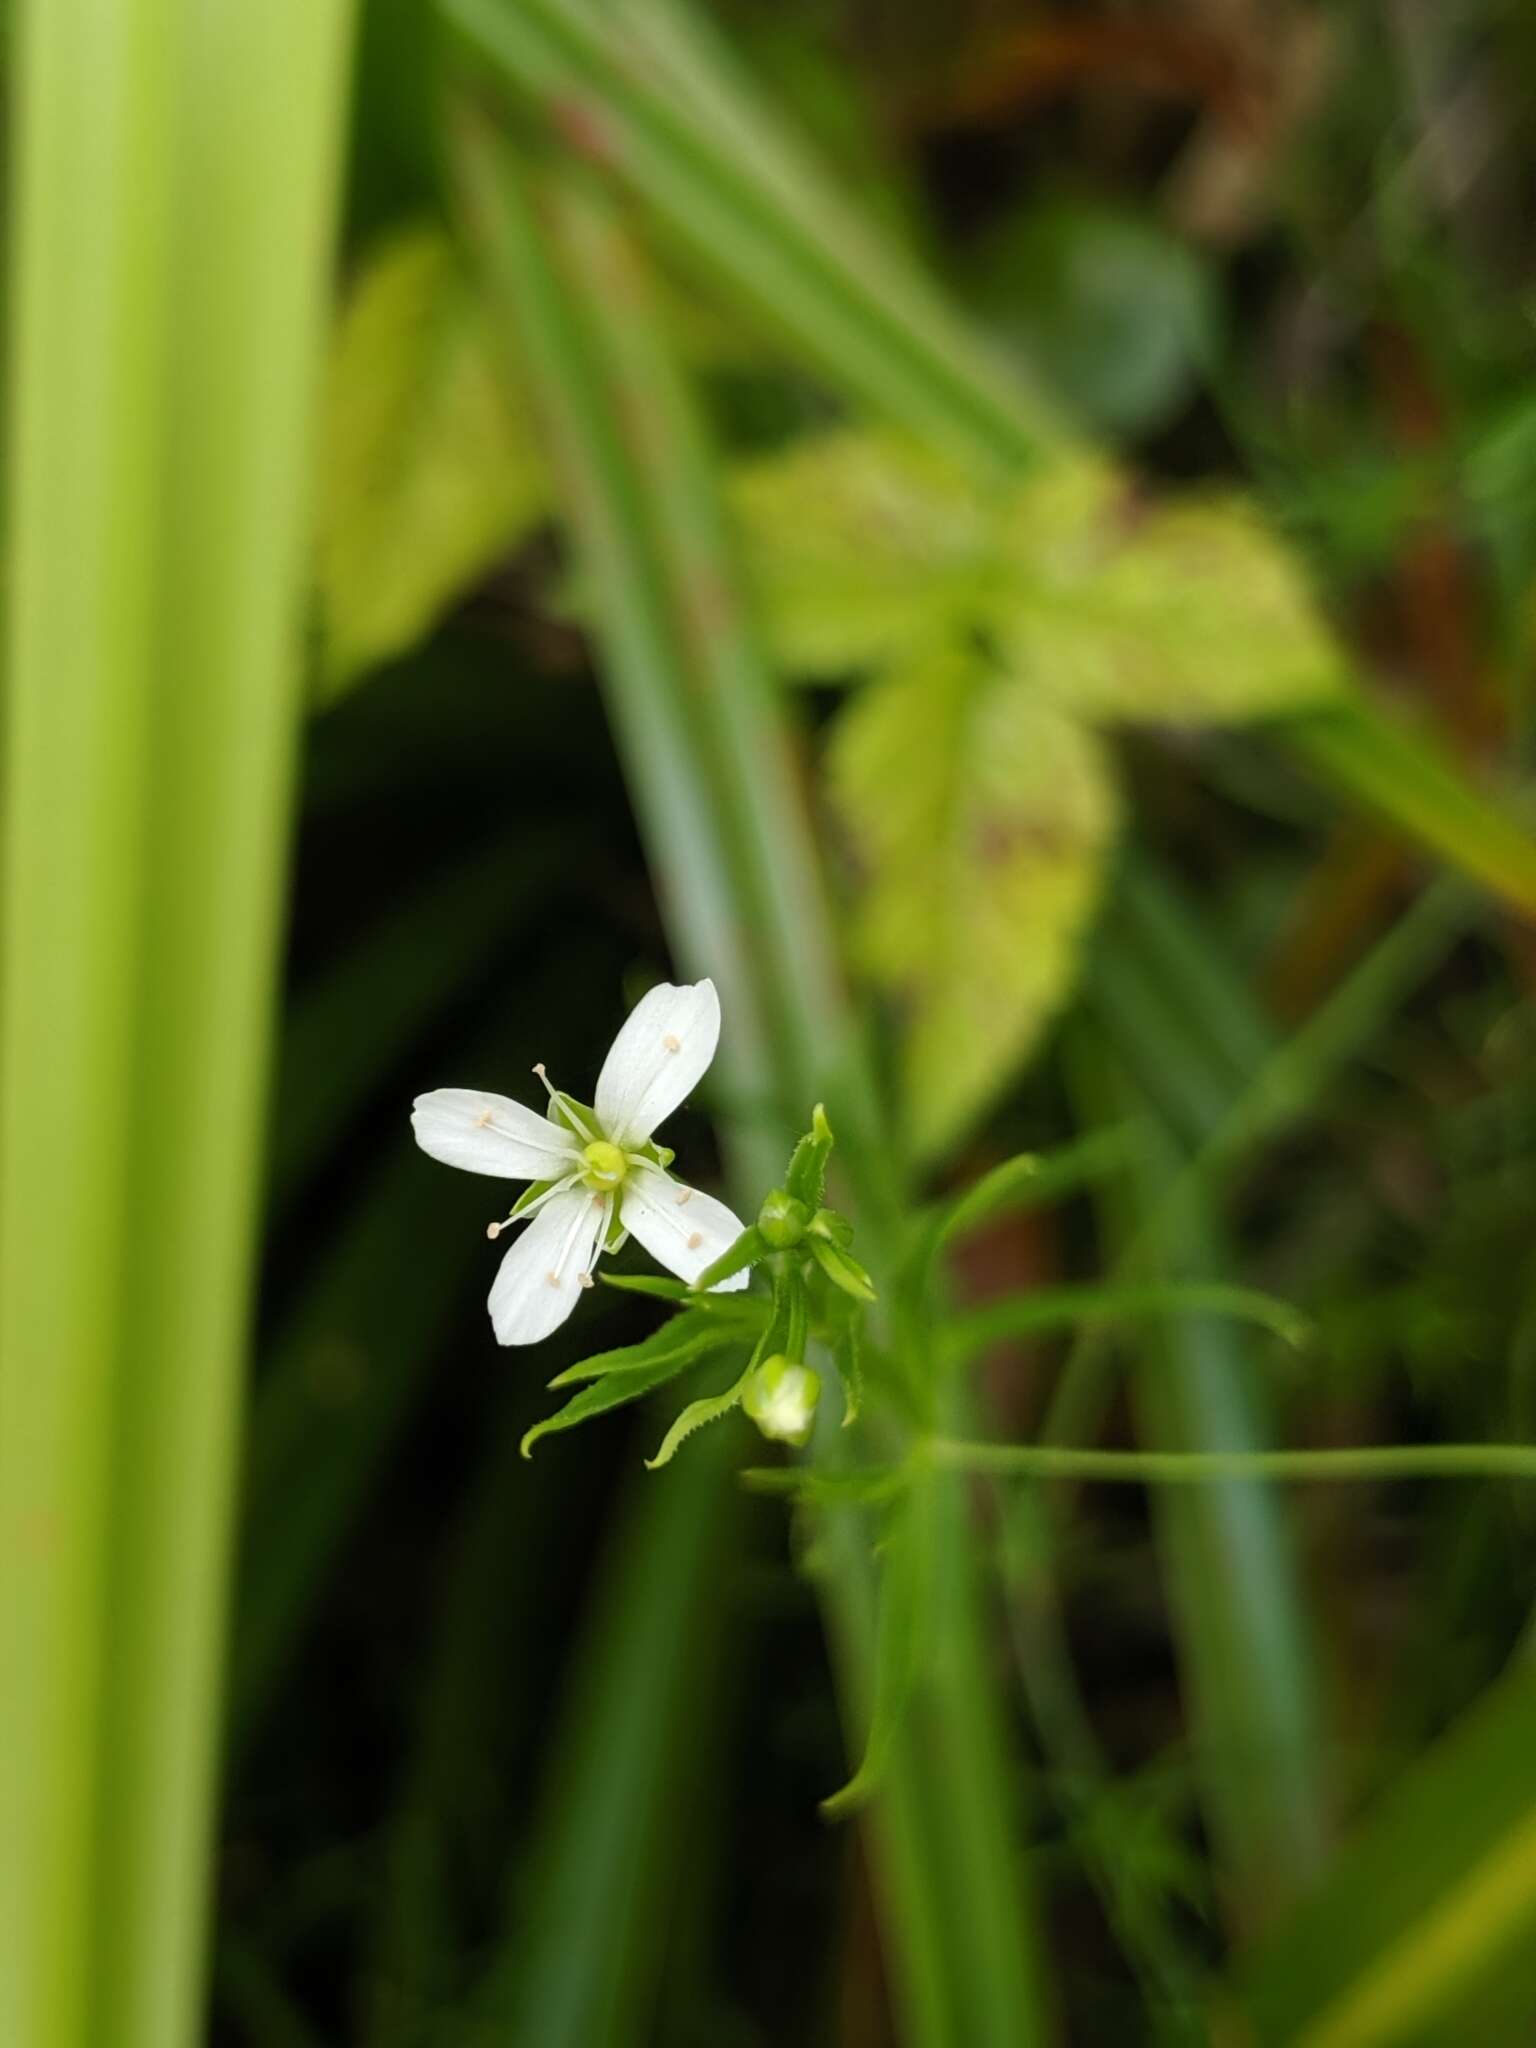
[932, 1441, 1536, 1483]
[944, 1282, 1309, 1367]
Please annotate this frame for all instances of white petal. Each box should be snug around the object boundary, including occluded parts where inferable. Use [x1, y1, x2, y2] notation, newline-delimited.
[619, 1167, 750, 1291]
[593, 979, 720, 1146]
[412, 1088, 580, 1181]
[487, 1188, 609, 1345]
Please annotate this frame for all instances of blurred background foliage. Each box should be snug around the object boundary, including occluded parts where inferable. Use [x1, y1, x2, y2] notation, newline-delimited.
[9, 0, 1536, 2043]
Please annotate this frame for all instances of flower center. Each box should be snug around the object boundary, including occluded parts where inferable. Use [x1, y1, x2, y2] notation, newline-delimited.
[580, 1139, 629, 1191]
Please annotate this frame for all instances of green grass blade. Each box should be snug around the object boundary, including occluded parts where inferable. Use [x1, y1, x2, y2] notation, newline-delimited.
[440, 0, 1059, 472]
[1234, 1667, 1536, 2048]
[483, 1441, 744, 2048]
[1287, 698, 1536, 920]
[1080, 879, 1333, 1930]
[0, 3, 355, 2042]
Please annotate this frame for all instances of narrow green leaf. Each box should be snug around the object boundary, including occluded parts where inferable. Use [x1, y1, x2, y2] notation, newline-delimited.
[546, 1310, 754, 1388]
[522, 1350, 722, 1459]
[822, 1478, 931, 1815]
[928, 1124, 1140, 1255]
[809, 1236, 878, 1305]
[598, 1273, 692, 1302]
[643, 1362, 754, 1470]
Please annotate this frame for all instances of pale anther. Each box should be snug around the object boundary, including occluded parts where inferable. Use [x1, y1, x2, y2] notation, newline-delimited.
[675, 1188, 692, 1207]
[663, 1033, 681, 1052]
[486, 1221, 502, 1241]
[545, 1271, 561, 1289]
[476, 1108, 494, 1128]
[687, 1231, 703, 1249]
[578, 1272, 595, 1290]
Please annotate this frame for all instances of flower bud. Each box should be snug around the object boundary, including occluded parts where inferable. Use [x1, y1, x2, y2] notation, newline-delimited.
[743, 1354, 821, 1445]
[757, 1187, 810, 1249]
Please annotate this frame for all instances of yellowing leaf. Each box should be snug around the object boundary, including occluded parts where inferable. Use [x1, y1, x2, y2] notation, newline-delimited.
[728, 426, 1006, 677]
[829, 644, 1118, 1156]
[1010, 488, 1351, 725]
[317, 228, 547, 693]
[734, 427, 1348, 724]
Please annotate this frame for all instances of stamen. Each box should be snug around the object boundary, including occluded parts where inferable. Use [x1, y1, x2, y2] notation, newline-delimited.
[675, 1187, 692, 1207]
[578, 1272, 595, 1290]
[545, 1271, 561, 1289]
[663, 1033, 681, 1052]
[486, 1221, 502, 1241]
[476, 1107, 494, 1128]
[531, 1061, 558, 1103]
[687, 1231, 703, 1250]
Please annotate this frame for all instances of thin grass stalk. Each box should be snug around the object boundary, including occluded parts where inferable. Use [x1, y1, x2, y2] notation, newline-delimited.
[0, 3, 356, 2042]
[1072, 1033, 1329, 1932]
[456, 127, 1048, 2044]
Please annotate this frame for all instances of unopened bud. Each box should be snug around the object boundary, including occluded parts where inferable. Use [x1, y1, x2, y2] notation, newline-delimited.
[743, 1354, 821, 1446]
[758, 1188, 810, 1249]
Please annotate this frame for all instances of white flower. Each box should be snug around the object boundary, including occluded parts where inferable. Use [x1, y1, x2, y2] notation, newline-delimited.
[411, 979, 749, 1345]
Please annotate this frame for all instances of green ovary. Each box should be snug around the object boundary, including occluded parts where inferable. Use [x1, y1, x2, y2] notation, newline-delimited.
[580, 1139, 629, 1190]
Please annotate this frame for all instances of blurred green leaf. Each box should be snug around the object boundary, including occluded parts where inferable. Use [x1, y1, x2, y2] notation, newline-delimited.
[1005, 484, 1352, 726]
[821, 1474, 932, 1816]
[317, 225, 546, 691]
[1234, 1667, 1536, 2048]
[961, 198, 1219, 439]
[830, 643, 1118, 1157]
[1287, 699, 1536, 920]
[729, 427, 1005, 676]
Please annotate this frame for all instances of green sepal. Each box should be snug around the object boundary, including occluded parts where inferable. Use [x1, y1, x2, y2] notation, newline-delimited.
[545, 1090, 599, 1143]
[831, 1310, 865, 1427]
[808, 1206, 853, 1247]
[507, 1176, 558, 1221]
[691, 1223, 767, 1293]
[784, 1101, 834, 1209]
[809, 1234, 877, 1303]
